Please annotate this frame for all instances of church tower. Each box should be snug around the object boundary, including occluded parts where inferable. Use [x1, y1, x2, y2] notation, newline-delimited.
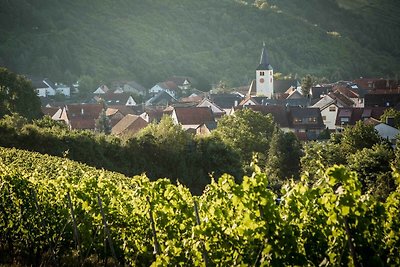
[256, 43, 273, 98]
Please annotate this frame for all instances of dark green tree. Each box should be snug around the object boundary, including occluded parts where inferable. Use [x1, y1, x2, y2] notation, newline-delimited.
[301, 74, 313, 97]
[266, 128, 302, 191]
[212, 108, 276, 167]
[95, 108, 111, 134]
[300, 140, 346, 180]
[0, 67, 42, 120]
[347, 143, 395, 200]
[340, 121, 382, 154]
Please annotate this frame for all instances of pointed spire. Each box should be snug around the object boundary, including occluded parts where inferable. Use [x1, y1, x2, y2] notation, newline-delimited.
[257, 42, 272, 70]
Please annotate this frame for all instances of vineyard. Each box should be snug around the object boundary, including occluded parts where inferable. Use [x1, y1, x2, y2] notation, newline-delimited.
[0, 146, 399, 266]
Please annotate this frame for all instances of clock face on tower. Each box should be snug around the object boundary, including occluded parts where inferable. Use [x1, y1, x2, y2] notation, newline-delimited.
[259, 78, 264, 83]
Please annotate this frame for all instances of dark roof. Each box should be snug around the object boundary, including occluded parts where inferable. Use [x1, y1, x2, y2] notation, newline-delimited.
[364, 93, 400, 108]
[97, 93, 135, 105]
[288, 107, 325, 130]
[66, 104, 103, 119]
[107, 105, 144, 115]
[257, 43, 273, 70]
[146, 91, 177, 106]
[173, 107, 215, 125]
[41, 107, 59, 117]
[310, 85, 332, 99]
[234, 105, 289, 128]
[209, 93, 243, 109]
[328, 92, 354, 107]
[274, 79, 299, 94]
[335, 107, 388, 126]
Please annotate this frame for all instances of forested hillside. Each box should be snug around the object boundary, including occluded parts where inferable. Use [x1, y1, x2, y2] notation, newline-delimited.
[0, 0, 399, 89]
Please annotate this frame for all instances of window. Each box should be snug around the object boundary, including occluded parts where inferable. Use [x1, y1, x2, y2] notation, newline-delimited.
[308, 117, 317, 123]
[294, 118, 302, 124]
[329, 106, 336, 112]
[260, 71, 265, 76]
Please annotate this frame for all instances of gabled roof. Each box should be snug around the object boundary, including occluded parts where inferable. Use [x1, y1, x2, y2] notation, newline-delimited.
[328, 92, 354, 107]
[107, 105, 144, 115]
[274, 79, 299, 94]
[209, 93, 243, 109]
[158, 81, 179, 91]
[165, 76, 193, 86]
[97, 92, 136, 105]
[310, 85, 333, 99]
[41, 107, 59, 117]
[173, 107, 215, 126]
[197, 98, 226, 116]
[146, 91, 177, 106]
[334, 86, 359, 99]
[66, 104, 103, 119]
[111, 114, 148, 136]
[335, 107, 388, 126]
[94, 85, 109, 94]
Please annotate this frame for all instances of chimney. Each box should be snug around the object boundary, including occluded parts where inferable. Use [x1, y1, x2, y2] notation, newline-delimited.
[81, 108, 84, 115]
[234, 100, 238, 107]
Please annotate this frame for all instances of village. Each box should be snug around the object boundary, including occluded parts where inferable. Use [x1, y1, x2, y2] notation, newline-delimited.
[33, 44, 400, 144]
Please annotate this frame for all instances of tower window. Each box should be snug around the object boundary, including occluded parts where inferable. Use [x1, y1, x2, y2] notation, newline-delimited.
[260, 71, 265, 76]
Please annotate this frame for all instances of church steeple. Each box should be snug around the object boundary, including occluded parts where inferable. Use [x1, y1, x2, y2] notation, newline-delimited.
[255, 42, 274, 98]
[257, 42, 272, 70]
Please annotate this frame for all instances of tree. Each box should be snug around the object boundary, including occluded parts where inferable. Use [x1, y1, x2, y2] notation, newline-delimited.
[266, 128, 302, 190]
[212, 109, 276, 167]
[0, 67, 42, 120]
[340, 121, 382, 154]
[380, 108, 400, 129]
[301, 74, 313, 97]
[300, 140, 346, 180]
[95, 108, 111, 134]
[347, 143, 395, 200]
[77, 75, 96, 96]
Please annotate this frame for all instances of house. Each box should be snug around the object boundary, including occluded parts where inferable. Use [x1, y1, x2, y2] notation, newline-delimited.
[209, 93, 243, 113]
[111, 80, 147, 96]
[105, 108, 125, 127]
[59, 103, 103, 130]
[54, 83, 71, 97]
[149, 81, 180, 98]
[145, 91, 177, 106]
[231, 105, 290, 132]
[29, 77, 56, 97]
[310, 84, 333, 101]
[93, 85, 110, 94]
[41, 107, 60, 118]
[171, 106, 215, 131]
[140, 108, 165, 123]
[197, 98, 226, 119]
[277, 86, 303, 100]
[364, 92, 400, 108]
[96, 93, 137, 106]
[335, 107, 388, 131]
[165, 76, 193, 91]
[374, 122, 400, 146]
[274, 79, 300, 98]
[179, 93, 204, 104]
[312, 92, 355, 130]
[196, 121, 218, 135]
[111, 114, 148, 137]
[287, 107, 326, 140]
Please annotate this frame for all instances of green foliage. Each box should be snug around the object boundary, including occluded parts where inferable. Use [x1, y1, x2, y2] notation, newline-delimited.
[301, 74, 313, 97]
[95, 109, 111, 134]
[301, 140, 347, 180]
[380, 107, 400, 129]
[266, 128, 302, 190]
[212, 108, 276, 167]
[0, 1, 399, 87]
[348, 143, 395, 200]
[0, 68, 42, 120]
[0, 147, 399, 265]
[340, 121, 382, 154]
